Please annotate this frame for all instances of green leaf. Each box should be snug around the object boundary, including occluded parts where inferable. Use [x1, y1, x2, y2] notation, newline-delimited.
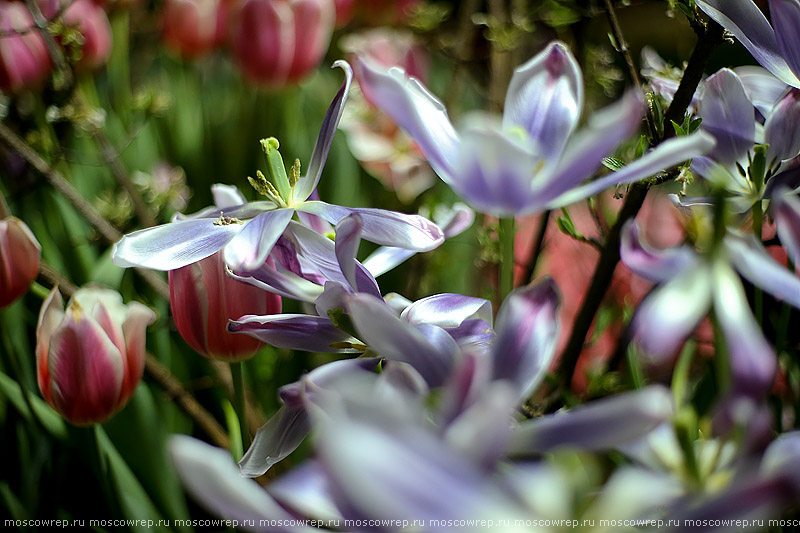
[222, 400, 244, 462]
[94, 425, 170, 533]
[0, 371, 67, 439]
[671, 120, 687, 136]
[602, 157, 625, 171]
[635, 135, 650, 159]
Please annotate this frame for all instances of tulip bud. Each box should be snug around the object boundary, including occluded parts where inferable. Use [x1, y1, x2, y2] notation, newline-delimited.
[0, 217, 41, 307]
[333, 0, 355, 27]
[168, 252, 282, 360]
[161, 0, 229, 59]
[0, 3, 52, 92]
[36, 287, 156, 425]
[228, 0, 335, 88]
[62, 0, 113, 71]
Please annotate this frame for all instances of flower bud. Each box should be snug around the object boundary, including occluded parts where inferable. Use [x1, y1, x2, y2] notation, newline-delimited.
[228, 0, 335, 88]
[0, 3, 52, 92]
[0, 217, 41, 307]
[168, 251, 282, 360]
[36, 287, 156, 425]
[161, 0, 229, 59]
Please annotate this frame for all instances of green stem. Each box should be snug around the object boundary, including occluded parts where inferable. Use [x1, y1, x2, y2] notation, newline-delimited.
[230, 362, 249, 452]
[499, 217, 515, 301]
[753, 199, 764, 325]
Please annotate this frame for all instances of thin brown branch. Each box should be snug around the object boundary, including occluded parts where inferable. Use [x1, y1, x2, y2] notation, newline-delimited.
[603, 0, 658, 140]
[0, 121, 170, 299]
[550, 19, 724, 400]
[23, 0, 73, 90]
[94, 129, 158, 227]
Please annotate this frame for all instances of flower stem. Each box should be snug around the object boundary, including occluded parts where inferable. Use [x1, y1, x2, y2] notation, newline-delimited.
[499, 217, 515, 302]
[230, 362, 249, 452]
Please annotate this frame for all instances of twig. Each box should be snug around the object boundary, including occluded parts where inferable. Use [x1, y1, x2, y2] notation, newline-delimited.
[94, 128, 158, 227]
[603, 0, 658, 140]
[0, 121, 170, 299]
[145, 356, 231, 450]
[550, 19, 724, 398]
[522, 210, 550, 285]
[23, 0, 73, 90]
[0, 0, 75, 37]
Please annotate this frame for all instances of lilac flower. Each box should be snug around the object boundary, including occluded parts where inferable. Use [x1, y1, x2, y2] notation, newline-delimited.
[697, 0, 800, 89]
[111, 61, 444, 273]
[354, 41, 715, 217]
[674, 68, 800, 213]
[621, 220, 800, 397]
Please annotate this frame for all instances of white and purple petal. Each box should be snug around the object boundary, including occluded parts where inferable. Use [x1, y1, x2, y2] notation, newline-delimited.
[770, 0, 800, 83]
[696, 0, 799, 87]
[297, 201, 444, 251]
[111, 219, 243, 270]
[223, 209, 294, 272]
[400, 293, 492, 328]
[774, 190, 800, 263]
[699, 69, 756, 166]
[620, 221, 698, 283]
[294, 61, 354, 202]
[238, 405, 311, 477]
[228, 314, 357, 353]
[724, 233, 800, 309]
[491, 278, 560, 400]
[764, 88, 800, 163]
[503, 41, 583, 160]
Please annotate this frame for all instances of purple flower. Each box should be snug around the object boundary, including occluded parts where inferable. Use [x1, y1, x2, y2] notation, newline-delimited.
[697, 0, 800, 89]
[354, 41, 715, 216]
[111, 61, 444, 273]
[621, 221, 800, 397]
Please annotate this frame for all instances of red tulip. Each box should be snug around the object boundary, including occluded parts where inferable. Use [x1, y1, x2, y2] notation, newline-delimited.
[168, 251, 282, 360]
[333, 0, 355, 27]
[161, 0, 229, 59]
[228, 0, 335, 87]
[0, 217, 41, 307]
[0, 2, 52, 92]
[36, 287, 156, 425]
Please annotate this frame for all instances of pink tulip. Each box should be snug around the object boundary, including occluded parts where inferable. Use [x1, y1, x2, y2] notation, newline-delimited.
[63, 0, 113, 70]
[161, 0, 229, 59]
[0, 2, 52, 92]
[333, 0, 355, 27]
[168, 251, 282, 361]
[39, 0, 113, 71]
[36, 287, 156, 425]
[228, 0, 335, 87]
[0, 217, 41, 307]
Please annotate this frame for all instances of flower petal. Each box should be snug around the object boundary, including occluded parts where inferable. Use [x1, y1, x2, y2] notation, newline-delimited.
[400, 293, 492, 328]
[508, 386, 674, 455]
[228, 263, 324, 303]
[238, 405, 311, 477]
[228, 314, 356, 353]
[696, 0, 799, 87]
[491, 278, 560, 399]
[269, 461, 342, 521]
[724, 233, 800, 309]
[699, 68, 755, 166]
[222, 209, 294, 272]
[774, 190, 800, 264]
[712, 261, 777, 397]
[294, 61, 353, 202]
[534, 90, 643, 205]
[168, 436, 310, 530]
[353, 58, 460, 185]
[765, 89, 800, 163]
[734, 65, 789, 116]
[770, 0, 800, 83]
[548, 131, 716, 208]
[334, 214, 362, 291]
[503, 41, 583, 160]
[346, 294, 456, 386]
[630, 264, 713, 366]
[620, 221, 698, 283]
[111, 219, 243, 270]
[451, 118, 542, 216]
[211, 184, 247, 209]
[298, 201, 444, 251]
